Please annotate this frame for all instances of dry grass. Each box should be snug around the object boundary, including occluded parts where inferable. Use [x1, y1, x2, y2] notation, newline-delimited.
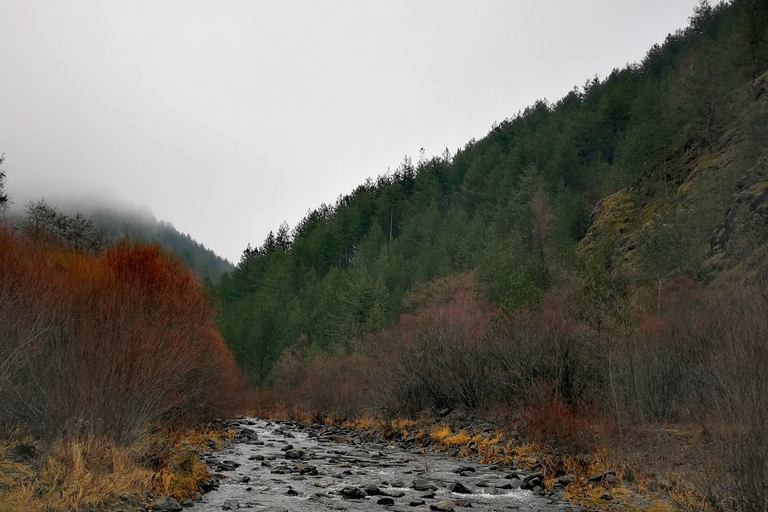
[341, 417, 376, 429]
[429, 425, 453, 443]
[0, 426, 227, 512]
[0, 434, 153, 512]
[444, 431, 472, 447]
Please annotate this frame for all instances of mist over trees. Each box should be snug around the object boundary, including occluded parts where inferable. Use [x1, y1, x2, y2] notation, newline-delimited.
[0, 192, 234, 283]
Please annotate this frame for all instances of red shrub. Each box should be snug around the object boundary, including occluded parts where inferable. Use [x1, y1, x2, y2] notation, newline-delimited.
[0, 230, 245, 441]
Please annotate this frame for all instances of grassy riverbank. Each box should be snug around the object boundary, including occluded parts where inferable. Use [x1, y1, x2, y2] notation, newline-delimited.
[0, 426, 231, 512]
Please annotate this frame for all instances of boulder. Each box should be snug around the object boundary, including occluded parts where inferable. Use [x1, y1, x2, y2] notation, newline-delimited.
[341, 486, 367, 499]
[151, 496, 182, 512]
[411, 478, 438, 491]
[449, 481, 472, 494]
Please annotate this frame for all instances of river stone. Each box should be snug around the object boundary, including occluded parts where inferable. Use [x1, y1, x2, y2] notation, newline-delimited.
[239, 428, 260, 442]
[449, 481, 472, 494]
[377, 497, 395, 505]
[430, 501, 455, 511]
[588, 470, 616, 483]
[411, 478, 438, 491]
[151, 496, 182, 512]
[364, 483, 382, 495]
[409, 499, 425, 506]
[341, 486, 367, 499]
[284, 449, 307, 460]
[221, 499, 239, 510]
[522, 477, 542, 490]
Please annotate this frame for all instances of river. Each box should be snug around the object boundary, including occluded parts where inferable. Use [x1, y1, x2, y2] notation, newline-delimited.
[189, 418, 582, 512]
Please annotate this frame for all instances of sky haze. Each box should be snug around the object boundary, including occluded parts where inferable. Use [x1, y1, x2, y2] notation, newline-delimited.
[0, 0, 701, 262]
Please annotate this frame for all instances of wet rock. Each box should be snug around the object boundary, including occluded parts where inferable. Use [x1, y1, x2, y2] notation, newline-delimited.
[341, 486, 367, 499]
[555, 475, 575, 487]
[521, 472, 544, 490]
[411, 478, 438, 491]
[238, 428, 262, 445]
[151, 496, 182, 512]
[284, 449, 307, 460]
[364, 483, 382, 495]
[449, 481, 473, 494]
[383, 490, 406, 498]
[221, 499, 239, 510]
[180, 499, 193, 507]
[377, 497, 395, 505]
[285, 488, 299, 496]
[455, 499, 473, 508]
[430, 501, 455, 511]
[215, 460, 240, 472]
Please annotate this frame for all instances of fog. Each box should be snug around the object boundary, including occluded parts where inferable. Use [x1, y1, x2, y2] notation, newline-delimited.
[0, 1, 700, 262]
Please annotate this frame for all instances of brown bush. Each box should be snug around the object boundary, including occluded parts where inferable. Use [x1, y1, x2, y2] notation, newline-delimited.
[0, 229, 245, 442]
[521, 384, 598, 455]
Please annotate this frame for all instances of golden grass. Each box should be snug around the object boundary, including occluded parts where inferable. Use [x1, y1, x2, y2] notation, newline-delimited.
[443, 431, 471, 447]
[429, 424, 452, 442]
[342, 417, 376, 429]
[0, 426, 227, 512]
[0, 435, 154, 512]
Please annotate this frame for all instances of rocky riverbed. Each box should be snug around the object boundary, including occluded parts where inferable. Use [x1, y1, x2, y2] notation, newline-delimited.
[185, 418, 582, 512]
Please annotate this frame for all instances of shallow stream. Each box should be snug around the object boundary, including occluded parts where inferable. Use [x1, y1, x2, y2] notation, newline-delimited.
[192, 418, 581, 512]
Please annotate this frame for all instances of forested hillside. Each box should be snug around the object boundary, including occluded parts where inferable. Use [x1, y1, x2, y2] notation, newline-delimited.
[217, 0, 768, 384]
[217, 3, 768, 507]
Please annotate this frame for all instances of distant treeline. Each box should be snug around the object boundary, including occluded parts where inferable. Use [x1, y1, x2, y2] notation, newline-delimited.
[0, 195, 233, 283]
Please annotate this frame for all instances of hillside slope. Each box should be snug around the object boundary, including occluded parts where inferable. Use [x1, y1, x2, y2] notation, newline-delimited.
[217, 0, 768, 384]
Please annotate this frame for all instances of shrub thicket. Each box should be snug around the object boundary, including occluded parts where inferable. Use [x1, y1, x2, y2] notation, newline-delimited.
[0, 228, 244, 442]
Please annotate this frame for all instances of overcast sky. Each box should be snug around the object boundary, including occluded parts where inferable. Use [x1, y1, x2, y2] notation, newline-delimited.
[0, 1, 700, 263]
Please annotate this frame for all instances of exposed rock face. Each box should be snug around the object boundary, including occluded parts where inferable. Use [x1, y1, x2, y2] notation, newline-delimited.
[709, 157, 768, 275]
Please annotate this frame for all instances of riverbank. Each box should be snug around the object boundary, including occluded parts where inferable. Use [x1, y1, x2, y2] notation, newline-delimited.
[0, 424, 230, 512]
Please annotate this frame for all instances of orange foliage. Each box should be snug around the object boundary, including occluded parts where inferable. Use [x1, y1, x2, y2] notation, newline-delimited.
[0, 228, 245, 441]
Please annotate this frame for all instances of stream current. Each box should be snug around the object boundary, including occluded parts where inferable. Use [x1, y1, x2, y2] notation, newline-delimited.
[190, 418, 581, 512]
